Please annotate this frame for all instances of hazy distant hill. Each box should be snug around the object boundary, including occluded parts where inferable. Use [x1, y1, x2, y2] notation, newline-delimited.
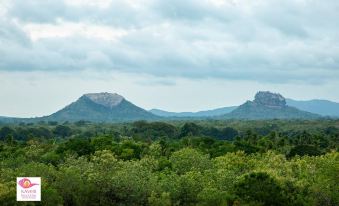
[43, 93, 159, 122]
[2, 91, 338, 123]
[0, 116, 10, 123]
[223, 91, 320, 120]
[149, 106, 237, 117]
[0, 116, 25, 124]
[286, 99, 339, 117]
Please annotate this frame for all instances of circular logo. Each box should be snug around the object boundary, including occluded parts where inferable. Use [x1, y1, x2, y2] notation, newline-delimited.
[18, 178, 38, 188]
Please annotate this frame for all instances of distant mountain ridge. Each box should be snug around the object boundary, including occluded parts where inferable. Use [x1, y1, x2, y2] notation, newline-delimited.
[151, 94, 339, 118]
[286, 99, 339, 117]
[149, 106, 237, 117]
[1, 91, 338, 123]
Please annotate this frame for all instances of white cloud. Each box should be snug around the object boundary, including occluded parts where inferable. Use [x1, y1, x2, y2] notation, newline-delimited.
[65, 0, 113, 8]
[23, 22, 128, 41]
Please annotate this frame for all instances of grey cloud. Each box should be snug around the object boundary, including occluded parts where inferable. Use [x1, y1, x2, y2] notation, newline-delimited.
[151, 0, 235, 22]
[8, 0, 68, 23]
[136, 79, 176, 86]
[0, 19, 31, 47]
[7, 0, 157, 28]
[1, 0, 339, 84]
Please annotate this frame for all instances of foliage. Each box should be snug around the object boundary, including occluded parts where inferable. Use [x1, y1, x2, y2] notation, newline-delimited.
[0, 120, 338, 205]
[235, 172, 291, 206]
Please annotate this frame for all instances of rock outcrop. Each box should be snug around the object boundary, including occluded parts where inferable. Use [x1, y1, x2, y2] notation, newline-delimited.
[84, 93, 124, 109]
[254, 91, 286, 108]
[223, 91, 320, 119]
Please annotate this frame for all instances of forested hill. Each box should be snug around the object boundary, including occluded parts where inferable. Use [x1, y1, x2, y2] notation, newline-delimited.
[43, 93, 159, 122]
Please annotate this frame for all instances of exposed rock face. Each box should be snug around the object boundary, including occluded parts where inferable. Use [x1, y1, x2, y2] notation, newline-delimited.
[254, 91, 286, 108]
[84, 92, 124, 109]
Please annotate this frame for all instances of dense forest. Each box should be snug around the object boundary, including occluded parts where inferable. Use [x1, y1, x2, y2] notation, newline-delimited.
[0, 120, 338, 206]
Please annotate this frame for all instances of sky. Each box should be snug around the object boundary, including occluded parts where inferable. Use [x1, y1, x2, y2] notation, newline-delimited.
[0, 0, 339, 117]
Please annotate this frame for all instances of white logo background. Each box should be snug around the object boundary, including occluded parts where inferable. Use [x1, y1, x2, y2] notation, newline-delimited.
[16, 177, 41, 201]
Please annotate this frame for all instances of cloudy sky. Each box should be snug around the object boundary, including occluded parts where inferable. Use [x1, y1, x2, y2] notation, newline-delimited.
[0, 0, 339, 117]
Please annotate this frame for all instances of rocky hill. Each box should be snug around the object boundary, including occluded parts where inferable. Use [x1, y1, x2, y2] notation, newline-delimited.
[223, 91, 320, 119]
[43, 92, 159, 122]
